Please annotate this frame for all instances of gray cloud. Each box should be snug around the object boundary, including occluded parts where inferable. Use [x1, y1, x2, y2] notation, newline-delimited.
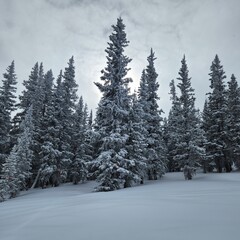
[0, 0, 240, 115]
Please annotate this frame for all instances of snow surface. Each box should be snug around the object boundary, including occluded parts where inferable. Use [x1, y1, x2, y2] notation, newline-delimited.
[1, 172, 240, 240]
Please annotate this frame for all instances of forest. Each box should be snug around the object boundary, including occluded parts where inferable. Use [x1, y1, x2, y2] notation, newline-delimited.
[1, 18, 239, 202]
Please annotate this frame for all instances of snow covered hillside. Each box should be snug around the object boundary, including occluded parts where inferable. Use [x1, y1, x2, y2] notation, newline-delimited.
[1, 172, 240, 240]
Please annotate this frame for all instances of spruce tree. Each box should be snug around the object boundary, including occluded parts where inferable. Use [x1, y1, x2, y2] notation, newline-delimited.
[37, 70, 63, 188]
[0, 106, 34, 200]
[0, 61, 18, 172]
[59, 57, 78, 181]
[92, 18, 143, 191]
[173, 56, 205, 169]
[226, 74, 240, 169]
[144, 49, 167, 179]
[205, 55, 229, 172]
[70, 97, 89, 184]
[165, 80, 183, 171]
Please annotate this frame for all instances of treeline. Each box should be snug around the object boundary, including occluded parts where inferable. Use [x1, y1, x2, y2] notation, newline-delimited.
[0, 18, 239, 201]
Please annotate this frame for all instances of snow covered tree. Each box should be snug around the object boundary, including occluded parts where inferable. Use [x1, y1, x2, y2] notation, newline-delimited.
[0, 61, 18, 114]
[0, 106, 34, 200]
[0, 150, 18, 200]
[205, 55, 229, 172]
[18, 63, 39, 119]
[226, 74, 240, 169]
[165, 80, 183, 171]
[125, 94, 148, 184]
[15, 106, 34, 189]
[144, 49, 167, 179]
[0, 102, 10, 174]
[92, 18, 144, 191]
[0, 61, 18, 172]
[70, 97, 89, 184]
[37, 70, 63, 188]
[59, 57, 78, 181]
[171, 56, 205, 170]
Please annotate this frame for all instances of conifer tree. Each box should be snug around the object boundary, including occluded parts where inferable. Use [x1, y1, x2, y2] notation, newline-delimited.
[0, 106, 34, 200]
[37, 70, 63, 188]
[205, 55, 229, 172]
[92, 18, 143, 191]
[59, 57, 78, 181]
[165, 80, 183, 171]
[126, 94, 147, 184]
[0, 61, 18, 172]
[144, 49, 167, 179]
[172, 56, 205, 169]
[70, 97, 89, 184]
[226, 74, 240, 169]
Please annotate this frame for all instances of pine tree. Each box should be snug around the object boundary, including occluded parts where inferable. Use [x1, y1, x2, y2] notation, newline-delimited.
[70, 97, 89, 184]
[15, 106, 34, 190]
[205, 55, 229, 172]
[0, 106, 34, 200]
[144, 49, 167, 179]
[0, 61, 18, 113]
[0, 150, 18, 200]
[165, 80, 183, 171]
[226, 74, 240, 169]
[202, 100, 213, 172]
[92, 18, 143, 191]
[173, 56, 205, 170]
[0, 61, 18, 172]
[59, 57, 78, 181]
[126, 94, 147, 184]
[37, 70, 63, 188]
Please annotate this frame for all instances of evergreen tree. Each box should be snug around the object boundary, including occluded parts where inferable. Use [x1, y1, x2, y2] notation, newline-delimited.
[18, 63, 39, 118]
[0, 61, 18, 172]
[165, 80, 183, 171]
[126, 94, 147, 184]
[0, 106, 34, 200]
[70, 97, 89, 184]
[226, 74, 240, 169]
[205, 55, 229, 172]
[92, 18, 143, 191]
[144, 49, 167, 179]
[173, 56, 205, 169]
[0, 149, 18, 200]
[15, 106, 34, 189]
[0, 61, 18, 113]
[59, 57, 78, 181]
[88, 110, 93, 129]
[37, 70, 63, 188]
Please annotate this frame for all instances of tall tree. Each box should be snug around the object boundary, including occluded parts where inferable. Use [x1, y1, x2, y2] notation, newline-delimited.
[144, 49, 167, 179]
[0, 61, 18, 172]
[173, 56, 205, 169]
[205, 55, 229, 172]
[92, 18, 143, 191]
[226, 74, 240, 169]
[59, 56, 78, 181]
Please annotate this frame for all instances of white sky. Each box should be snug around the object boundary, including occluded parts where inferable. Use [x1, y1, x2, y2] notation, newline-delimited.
[0, 0, 240, 116]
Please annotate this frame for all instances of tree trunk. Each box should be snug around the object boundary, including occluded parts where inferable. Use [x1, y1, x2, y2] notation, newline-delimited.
[31, 169, 41, 189]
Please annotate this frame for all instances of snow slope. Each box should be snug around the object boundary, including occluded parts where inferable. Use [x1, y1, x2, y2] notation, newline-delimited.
[0, 172, 240, 240]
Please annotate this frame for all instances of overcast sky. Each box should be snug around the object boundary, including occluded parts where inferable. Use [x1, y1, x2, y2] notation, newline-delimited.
[0, 0, 240, 116]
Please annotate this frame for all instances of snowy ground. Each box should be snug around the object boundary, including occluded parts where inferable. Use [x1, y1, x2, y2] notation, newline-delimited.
[1, 172, 240, 240]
